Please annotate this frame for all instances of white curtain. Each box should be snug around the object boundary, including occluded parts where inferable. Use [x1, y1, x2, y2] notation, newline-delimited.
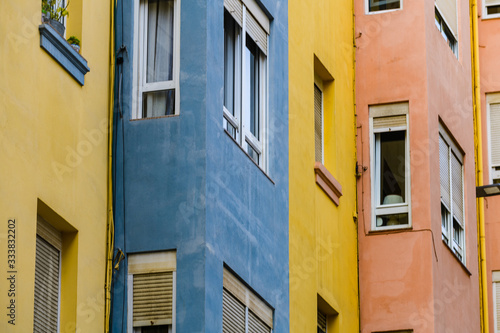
[144, 0, 174, 117]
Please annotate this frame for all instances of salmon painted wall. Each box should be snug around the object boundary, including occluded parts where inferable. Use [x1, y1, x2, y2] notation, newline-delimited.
[355, 0, 480, 331]
[0, 0, 111, 332]
[289, 0, 359, 331]
[477, 0, 500, 329]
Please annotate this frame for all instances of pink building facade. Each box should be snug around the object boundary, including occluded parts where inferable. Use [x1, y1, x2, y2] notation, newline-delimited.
[355, 0, 481, 331]
[478, 0, 500, 331]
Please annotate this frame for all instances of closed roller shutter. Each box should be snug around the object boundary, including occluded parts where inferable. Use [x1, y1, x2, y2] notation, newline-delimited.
[33, 235, 60, 333]
[451, 152, 464, 224]
[495, 281, 500, 332]
[248, 309, 271, 333]
[490, 103, 500, 168]
[439, 135, 451, 208]
[315, 84, 323, 163]
[133, 271, 173, 327]
[485, 0, 500, 5]
[223, 288, 246, 333]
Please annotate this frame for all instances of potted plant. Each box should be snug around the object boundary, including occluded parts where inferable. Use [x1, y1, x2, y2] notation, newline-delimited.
[67, 36, 80, 53]
[41, 0, 69, 37]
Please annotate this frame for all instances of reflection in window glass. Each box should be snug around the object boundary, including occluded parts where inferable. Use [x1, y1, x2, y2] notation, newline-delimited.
[378, 131, 406, 205]
[369, 0, 400, 12]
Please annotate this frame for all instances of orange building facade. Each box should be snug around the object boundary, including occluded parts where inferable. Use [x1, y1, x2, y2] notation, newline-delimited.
[355, 0, 481, 332]
[478, 0, 500, 331]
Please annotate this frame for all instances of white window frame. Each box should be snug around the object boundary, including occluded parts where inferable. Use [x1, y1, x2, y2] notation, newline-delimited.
[314, 74, 324, 164]
[222, 267, 273, 333]
[223, 0, 269, 170]
[369, 103, 411, 231]
[483, 0, 500, 19]
[132, 0, 181, 119]
[365, 0, 402, 14]
[127, 251, 177, 333]
[439, 125, 466, 264]
[487, 93, 500, 183]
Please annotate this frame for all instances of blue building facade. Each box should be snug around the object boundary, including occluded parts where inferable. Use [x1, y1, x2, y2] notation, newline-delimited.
[111, 0, 289, 332]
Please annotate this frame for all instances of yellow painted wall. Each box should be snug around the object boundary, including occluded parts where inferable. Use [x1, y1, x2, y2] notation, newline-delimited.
[289, 0, 359, 332]
[0, 0, 111, 332]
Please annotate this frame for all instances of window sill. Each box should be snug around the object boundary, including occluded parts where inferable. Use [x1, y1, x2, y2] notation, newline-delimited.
[39, 24, 90, 86]
[442, 240, 471, 276]
[224, 129, 274, 185]
[367, 225, 412, 235]
[314, 162, 342, 206]
[130, 114, 179, 121]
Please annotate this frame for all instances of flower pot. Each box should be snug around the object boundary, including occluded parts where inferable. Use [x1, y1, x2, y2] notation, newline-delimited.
[70, 44, 80, 53]
[42, 12, 50, 23]
[49, 19, 65, 37]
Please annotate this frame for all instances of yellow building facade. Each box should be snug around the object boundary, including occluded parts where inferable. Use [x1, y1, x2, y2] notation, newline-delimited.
[288, 0, 359, 332]
[0, 0, 111, 332]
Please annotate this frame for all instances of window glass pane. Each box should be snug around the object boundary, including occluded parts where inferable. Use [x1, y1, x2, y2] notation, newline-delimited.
[314, 84, 323, 163]
[143, 90, 175, 117]
[244, 35, 260, 139]
[140, 325, 170, 333]
[369, 0, 400, 12]
[147, 0, 174, 83]
[376, 213, 408, 227]
[487, 5, 500, 15]
[441, 203, 450, 241]
[247, 143, 260, 165]
[224, 10, 240, 117]
[379, 131, 406, 205]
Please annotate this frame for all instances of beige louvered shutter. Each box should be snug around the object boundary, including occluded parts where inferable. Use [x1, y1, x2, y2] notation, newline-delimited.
[317, 310, 327, 333]
[490, 103, 500, 168]
[435, 0, 457, 37]
[224, 0, 243, 27]
[248, 309, 271, 333]
[451, 153, 464, 224]
[223, 288, 246, 333]
[486, 0, 500, 5]
[495, 281, 500, 332]
[246, 10, 268, 55]
[133, 271, 173, 326]
[314, 84, 323, 163]
[373, 115, 406, 130]
[439, 136, 451, 208]
[33, 235, 60, 333]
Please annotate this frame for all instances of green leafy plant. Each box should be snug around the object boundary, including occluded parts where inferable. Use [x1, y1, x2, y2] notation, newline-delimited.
[42, 0, 69, 22]
[67, 36, 80, 46]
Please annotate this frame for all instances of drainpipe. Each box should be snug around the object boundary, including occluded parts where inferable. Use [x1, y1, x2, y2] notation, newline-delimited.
[104, 0, 116, 332]
[470, 0, 489, 332]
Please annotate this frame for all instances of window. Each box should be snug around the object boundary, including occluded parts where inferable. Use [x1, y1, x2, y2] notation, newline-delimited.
[128, 251, 177, 333]
[435, 8, 457, 55]
[223, 0, 269, 168]
[367, 0, 401, 13]
[493, 271, 500, 333]
[370, 102, 410, 230]
[484, 0, 500, 18]
[487, 96, 500, 183]
[317, 310, 327, 333]
[314, 83, 323, 163]
[133, 0, 180, 119]
[222, 267, 273, 333]
[439, 126, 465, 263]
[34, 216, 62, 333]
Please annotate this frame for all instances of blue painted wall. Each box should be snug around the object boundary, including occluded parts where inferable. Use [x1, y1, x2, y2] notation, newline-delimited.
[111, 0, 289, 332]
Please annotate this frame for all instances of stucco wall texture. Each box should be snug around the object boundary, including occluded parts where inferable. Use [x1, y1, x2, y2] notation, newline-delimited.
[477, 0, 500, 329]
[355, 0, 480, 332]
[288, 0, 359, 332]
[0, 0, 111, 332]
[110, 1, 289, 332]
